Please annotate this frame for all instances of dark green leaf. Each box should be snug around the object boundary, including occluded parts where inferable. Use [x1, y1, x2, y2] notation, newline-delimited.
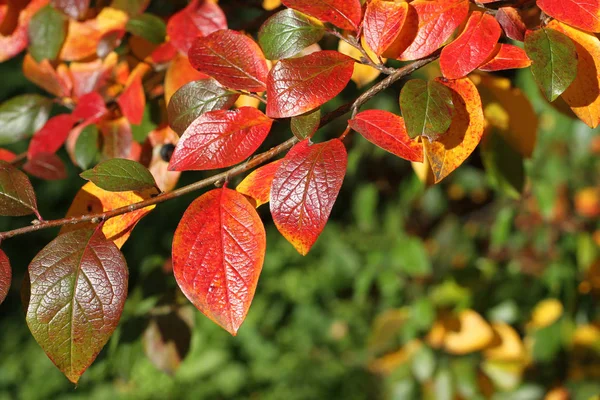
[74, 124, 100, 169]
[481, 131, 525, 199]
[0, 161, 39, 217]
[525, 28, 578, 102]
[290, 108, 320, 140]
[28, 5, 66, 62]
[400, 79, 454, 141]
[258, 9, 325, 60]
[167, 79, 239, 135]
[80, 158, 157, 192]
[126, 13, 167, 44]
[0, 94, 52, 145]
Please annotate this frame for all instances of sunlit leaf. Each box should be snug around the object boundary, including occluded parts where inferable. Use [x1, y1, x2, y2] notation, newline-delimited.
[140, 126, 181, 192]
[337, 39, 381, 89]
[484, 323, 525, 362]
[538, 0, 600, 33]
[281, 0, 362, 31]
[495, 7, 526, 42]
[363, 0, 409, 57]
[117, 75, 146, 125]
[51, 0, 90, 20]
[0, 161, 39, 217]
[81, 158, 157, 192]
[236, 160, 283, 207]
[529, 298, 563, 329]
[290, 109, 320, 140]
[478, 44, 531, 72]
[0, 0, 48, 63]
[166, 0, 227, 54]
[22, 54, 72, 98]
[164, 53, 209, 104]
[99, 117, 133, 160]
[28, 114, 77, 158]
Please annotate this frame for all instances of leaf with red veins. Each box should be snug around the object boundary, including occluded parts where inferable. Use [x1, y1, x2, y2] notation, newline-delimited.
[496, 7, 527, 42]
[73, 92, 107, 122]
[538, 0, 600, 33]
[117, 75, 146, 125]
[166, 0, 227, 54]
[0, 249, 11, 305]
[478, 44, 531, 72]
[28, 114, 78, 158]
[26, 228, 128, 383]
[266, 50, 354, 119]
[189, 30, 268, 92]
[236, 159, 283, 207]
[281, 0, 362, 31]
[363, 0, 409, 56]
[169, 107, 273, 171]
[349, 110, 423, 162]
[270, 139, 347, 255]
[390, 0, 469, 61]
[440, 12, 502, 79]
[172, 188, 266, 335]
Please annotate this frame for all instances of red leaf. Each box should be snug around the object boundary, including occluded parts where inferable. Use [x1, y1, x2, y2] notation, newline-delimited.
[270, 139, 347, 255]
[23, 152, 68, 181]
[538, 0, 600, 33]
[0, 249, 10, 305]
[189, 30, 268, 92]
[166, 0, 227, 54]
[440, 12, 502, 79]
[266, 50, 355, 118]
[73, 92, 107, 122]
[236, 159, 283, 207]
[281, 0, 362, 31]
[496, 7, 527, 42]
[117, 76, 146, 125]
[0, 149, 16, 162]
[151, 41, 177, 64]
[478, 44, 531, 71]
[28, 114, 77, 158]
[349, 110, 423, 162]
[172, 188, 266, 335]
[168, 107, 273, 171]
[386, 0, 469, 61]
[363, 0, 409, 56]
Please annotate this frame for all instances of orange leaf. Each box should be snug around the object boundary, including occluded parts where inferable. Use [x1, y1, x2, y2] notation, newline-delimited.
[68, 52, 118, 99]
[236, 159, 283, 207]
[172, 188, 266, 335]
[117, 75, 145, 125]
[538, 0, 600, 33]
[60, 182, 156, 248]
[164, 53, 208, 104]
[478, 44, 531, 72]
[424, 78, 485, 183]
[22, 54, 71, 98]
[363, 0, 409, 57]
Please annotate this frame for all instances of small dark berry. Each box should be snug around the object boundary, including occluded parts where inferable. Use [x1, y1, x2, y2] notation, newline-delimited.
[160, 143, 176, 162]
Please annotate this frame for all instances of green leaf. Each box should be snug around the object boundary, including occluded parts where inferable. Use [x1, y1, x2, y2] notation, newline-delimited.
[0, 94, 52, 145]
[400, 79, 454, 141]
[525, 28, 578, 102]
[290, 108, 320, 140]
[481, 131, 525, 199]
[411, 346, 436, 382]
[126, 13, 167, 44]
[258, 9, 325, 60]
[80, 158, 157, 192]
[28, 5, 66, 62]
[392, 235, 432, 277]
[26, 228, 128, 383]
[74, 124, 100, 170]
[0, 161, 39, 217]
[167, 79, 239, 135]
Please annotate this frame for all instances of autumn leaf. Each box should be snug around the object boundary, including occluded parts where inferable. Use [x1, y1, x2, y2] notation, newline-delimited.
[478, 44, 531, 72]
[266, 50, 355, 118]
[23, 152, 68, 181]
[125, 13, 166, 44]
[236, 160, 283, 207]
[362, 0, 409, 57]
[164, 53, 209, 103]
[168, 107, 273, 171]
[98, 117, 134, 160]
[538, 0, 600, 33]
[60, 182, 156, 248]
[72, 92, 107, 123]
[291, 109, 321, 140]
[52, 0, 90, 20]
[281, 0, 362, 31]
[423, 78, 485, 183]
[189, 29, 268, 92]
[26, 227, 128, 383]
[80, 158, 157, 192]
[172, 188, 266, 335]
[442, 310, 494, 355]
[0, 0, 48, 63]
[117, 75, 146, 125]
[0, 161, 39, 217]
[349, 110, 424, 162]
[495, 7, 527, 42]
[28, 114, 77, 158]
[484, 323, 525, 362]
[166, 0, 227, 54]
[270, 139, 347, 255]
[0, 249, 11, 305]
[22, 54, 72, 98]
[525, 28, 578, 102]
[440, 12, 501, 79]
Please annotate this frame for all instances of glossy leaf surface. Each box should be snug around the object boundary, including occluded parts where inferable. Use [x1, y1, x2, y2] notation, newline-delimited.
[169, 107, 273, 171]
[496, 7, 526, 42]
[270, 139, 347, 255]
[349, 110, 423, 162]
[26, 228, 128, 383]
[236, 160, 283, 207]
[166, 0, 227, 54]
[281, 0, 362, 31]
[172, 188, 266, 335]
[81, 159, 157, 192]
[266, 50, 354, 118]
[478, 44, 532, 72]
[0, 249, 11, 305]
[0, 161, 39, 217]
[189, 30, 268, 92]
[0, 94, 52, 145]
[538, 0, 600, 33]
[363, 0, 408, 56]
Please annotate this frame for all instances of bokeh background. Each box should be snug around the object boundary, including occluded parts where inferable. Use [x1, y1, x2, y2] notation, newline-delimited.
[1, 3, 600, 399]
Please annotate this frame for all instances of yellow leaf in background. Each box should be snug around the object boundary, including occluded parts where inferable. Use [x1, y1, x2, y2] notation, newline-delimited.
[367, 340, 422, 375]
[444, 309, 494, 354]
[481, 359, 525, 391]
[471, 73, 538, 158]
[368, 308, 408, 353]
[484, 323, 525, 362]
[235, 94, 262, 109]
[411, 145, 435, 187]
[572, 324, 600, 351]
[548, 21, 600, 129]
[544, 387, 570, 400]
[529, 299, 563, 329]
[263, 0, 281, 11]
[338, 39, 382, 88]
[60, 183, 156, 249]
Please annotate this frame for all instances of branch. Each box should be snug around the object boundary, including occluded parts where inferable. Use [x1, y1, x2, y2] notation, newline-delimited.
[0, 53, 441, 241]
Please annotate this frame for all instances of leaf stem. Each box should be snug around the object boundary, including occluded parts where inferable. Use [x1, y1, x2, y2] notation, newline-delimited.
[326, 29, 396, 75]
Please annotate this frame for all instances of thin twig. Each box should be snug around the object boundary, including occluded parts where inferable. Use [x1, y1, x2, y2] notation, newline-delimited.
[327, 29, 396, 75]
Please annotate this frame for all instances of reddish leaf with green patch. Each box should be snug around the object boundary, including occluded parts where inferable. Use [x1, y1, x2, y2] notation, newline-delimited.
[189, 30, 268, 92]
[478, 44, 532, 72]
[236, 159, 283, 207]
[0, 249, 11, 305]
[270, 139, 347, 255]
[0, 160, 39, 217]
[117, 76, 146, 125]
[266, 50, 354, 118]
[440, 12, 502, 79]
[172, 188, 266, 335]
[537, 0, 600, 33]
[168, 107, 273, 171]
[166, 0, 227, 54]
[362, 0, 409, 56]
[26, 227, 128, 383]
[281, 0, 362, 31]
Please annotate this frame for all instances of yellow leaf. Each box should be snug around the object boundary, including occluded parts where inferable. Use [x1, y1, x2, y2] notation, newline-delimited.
[164, 53, 208, 104]
[572, 324, 600, 351]
[529, 299, 563, 329]
[484, 323, 525, 362]
[367, 340, 422, 375]
[263, 0, 281, 11]
[443, 309, 494, 354]
[368, 308, 408, 353]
